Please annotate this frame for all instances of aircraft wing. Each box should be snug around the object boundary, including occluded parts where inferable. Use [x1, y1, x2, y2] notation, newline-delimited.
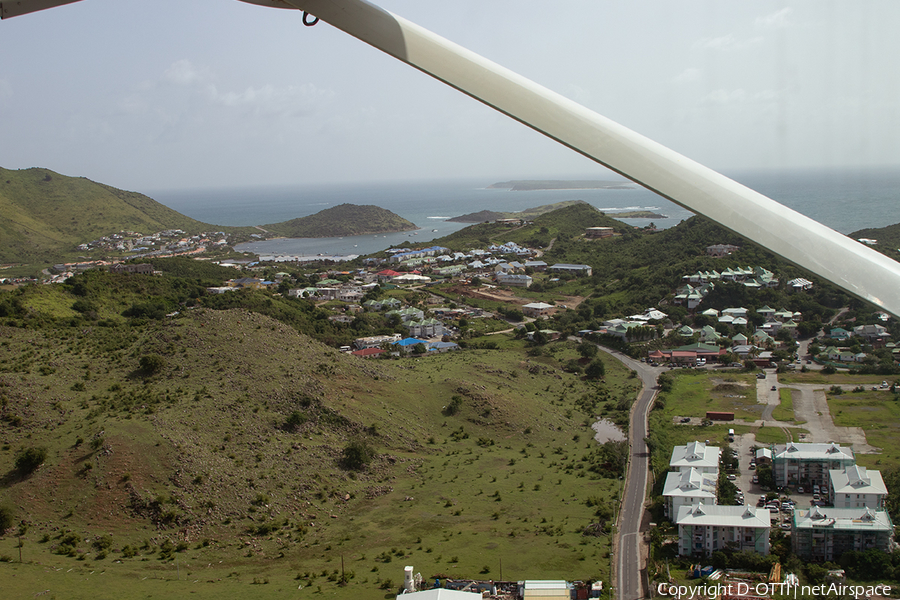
[7, 0, 900, 317]
[0, 0, 82, 19]
[273, 0, 900, 318]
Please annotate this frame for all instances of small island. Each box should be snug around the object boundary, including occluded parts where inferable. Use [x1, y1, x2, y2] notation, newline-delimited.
[261, 204, 418, 238]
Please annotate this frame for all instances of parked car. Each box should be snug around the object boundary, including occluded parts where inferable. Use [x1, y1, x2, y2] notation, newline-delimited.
[751, 475, 759, 484]
[771, 385, 777, 391]
[797, 487, 805, 494]
[727, 474, 737, 481]
[680, 417, 691, 423]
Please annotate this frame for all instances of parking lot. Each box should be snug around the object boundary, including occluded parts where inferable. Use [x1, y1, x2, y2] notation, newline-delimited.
[729, 432, 802, 529]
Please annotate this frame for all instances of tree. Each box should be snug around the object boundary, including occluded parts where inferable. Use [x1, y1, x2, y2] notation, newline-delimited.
[756, 464, 775, 490]
[578, 341, 598, 360]
[531, 330, 549, 345]
[585, 358, 606, 379]
[657, 371, 674, 392]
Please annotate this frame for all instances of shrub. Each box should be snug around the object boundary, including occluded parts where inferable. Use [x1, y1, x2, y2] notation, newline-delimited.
[139, 354, 166, 375]
[443, 395, 463, 416]
[15, 446, 47, 475]
[92, 535, 113, 551]
[284, 410, 308, 431]
[0, 505, 13, 532]
[340, 440, 375, 471]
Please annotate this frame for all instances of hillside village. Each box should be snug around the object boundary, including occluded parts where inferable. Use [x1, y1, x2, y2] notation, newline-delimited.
[3, 196, 900, 598]
[180, 234, 899, 372]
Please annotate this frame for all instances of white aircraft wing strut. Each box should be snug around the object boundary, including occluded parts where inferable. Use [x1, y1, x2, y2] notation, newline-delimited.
[277, 0, 900, 316]
[7, 0, 900, 316]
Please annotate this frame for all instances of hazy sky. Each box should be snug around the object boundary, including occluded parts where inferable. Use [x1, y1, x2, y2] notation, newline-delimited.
[1, 0, 898, 192]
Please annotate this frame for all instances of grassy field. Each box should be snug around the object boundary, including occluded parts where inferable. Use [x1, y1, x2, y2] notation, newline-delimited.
[778, 371, 898, 386]
[771, 388, 801, 423]
[827, 388, 900, 468]
[657, 370, 760, 421]
[750, 424, 808, 445]
[0, 314, 631, 598]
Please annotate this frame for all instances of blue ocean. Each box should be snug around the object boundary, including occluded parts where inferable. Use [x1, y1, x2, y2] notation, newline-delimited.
[146, 167, 900, 259]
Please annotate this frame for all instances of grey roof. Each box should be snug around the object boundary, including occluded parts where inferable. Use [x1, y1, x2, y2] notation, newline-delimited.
[669, 441, 721, 470]
[793, 506, 893, 532]
[663, 468, 717, 498]
[774, 442, 854, 462]
[829, 465, 888, 496]
[675, 503, 771, 528]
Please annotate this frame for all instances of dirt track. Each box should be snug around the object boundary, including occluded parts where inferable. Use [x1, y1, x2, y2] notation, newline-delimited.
[448, 284, 584, 309]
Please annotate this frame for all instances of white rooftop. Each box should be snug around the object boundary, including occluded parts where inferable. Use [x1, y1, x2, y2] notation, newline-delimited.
[829, 465, 888, 495]
[675, 503, 771, 528]
[670, 441, 721, 470]
[663, 468, 717, 498]
[774, 442, 854, 462]
[397, 589, 483, 600]
[523, 302, 554, 310]
[793, 506, 893, 532]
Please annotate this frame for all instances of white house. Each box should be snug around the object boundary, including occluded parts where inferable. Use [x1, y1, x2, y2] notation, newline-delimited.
[522, 302, 555, 318]
[663, 468, 717, 518]
[772, 442, 855, 489]
[792, 506, 893, 561]
[829, 465, 888, 509]
[669, 441, 721, 475]
[676, 504, 771, 556]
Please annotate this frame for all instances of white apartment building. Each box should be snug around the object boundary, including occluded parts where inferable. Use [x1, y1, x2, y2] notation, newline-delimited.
[676, 504, 771, 556]
[828, 465, 888, 509]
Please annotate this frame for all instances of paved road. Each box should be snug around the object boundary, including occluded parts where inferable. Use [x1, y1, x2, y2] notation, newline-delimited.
[596, 348, 659, 600]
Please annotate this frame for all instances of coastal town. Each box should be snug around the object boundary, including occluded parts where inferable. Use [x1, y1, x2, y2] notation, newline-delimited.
[2, 214, 900, 600]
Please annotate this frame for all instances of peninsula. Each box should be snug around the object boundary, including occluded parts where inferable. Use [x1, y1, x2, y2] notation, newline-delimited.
[448, 199, 666, 223]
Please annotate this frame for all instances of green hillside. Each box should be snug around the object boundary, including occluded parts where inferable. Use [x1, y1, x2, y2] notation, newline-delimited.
[0, 269, 628, 597]
[850, 223, 900, 264]
[433, 201, 629, 250]
[0, 167, 216, 264]
[447, 200, 586, 223]
[262, 203, 417, 238]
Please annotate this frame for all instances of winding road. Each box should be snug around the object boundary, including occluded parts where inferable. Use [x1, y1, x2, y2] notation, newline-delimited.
[596, 348, 660, 600]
